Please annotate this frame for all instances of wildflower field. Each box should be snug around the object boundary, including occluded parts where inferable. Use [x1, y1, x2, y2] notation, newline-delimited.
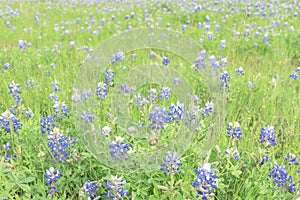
[0, 0, 299, 199]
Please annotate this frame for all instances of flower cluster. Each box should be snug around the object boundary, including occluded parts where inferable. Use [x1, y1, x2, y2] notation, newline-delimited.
[192, 163, 218, 199]
[101, 126, 112, 138]
[105, 70, 114, 86]
[111, 51, 125, 64]
[71, 88, 93, 103]
[285, 153, 299, 166]
[160, 87, 171, 100]
[160, 152, 182, 174]
[149, 107, 170, 131]
[259, 126, 276, 146]
[52, 101, 69, 117]
[3, 142, 17, 162]
[227, 122, 242, 140]
[259, 156, 270, 167]
[40, 115, 56, 135]
[80, 180, 99, 200]
[47, 128, 76, 163]
[225, 148, 240, 162]
[162, 57, 170, 66]
[45, 167, 62, 196]
[269, 163, 296, 193]
[220, 71, 230, 92]
[236, 67, 245, 75]
[96, 82, 108, 100]
[51, 80, 60, 93]
[109, 136, 130, 160]
[168, 102, 184, 122]
[8, 80, 22, 104]
[202, 101, 214, 117]
[81, 111, 94, 124]
[104, 175, 129, 199]
[0, 110, 22, 134]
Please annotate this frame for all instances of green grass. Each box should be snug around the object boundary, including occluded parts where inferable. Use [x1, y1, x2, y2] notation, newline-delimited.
[0, 1, 299, 200]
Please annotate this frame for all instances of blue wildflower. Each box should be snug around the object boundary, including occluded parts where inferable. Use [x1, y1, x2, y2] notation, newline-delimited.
[259, 156, 270, 167]
[40, 115, 56, 135]
[104, 175, 129, 199]
[168, 102, 184, 122]
[269, 163, 296, 193]
[285, 153, 299, 166]
[220, 71, 230, 92]
[160, 152, 182, 173]
[81, 111, 94, 124]
[259, 126, 276, 146]
[162, 57, 170, 66]
[81, 180, 99, 200]
[0, 110, 22, 134]
[105, 70, 114, 86]
[109, 136, 130, 160]
[96, 82, 108, 100]
[202, 101, 214, 117]
[192, 163, 218, 199]
[220, 40, 226, 50]
[47, 128, 76, 163]
[149, 107, 169, 131]
[289, 73, 298, 80]
[45, 167, 62, 196]
[227, 122, 242, 140]
[236, 67, 244, 75]
[160, 87, 171, 100]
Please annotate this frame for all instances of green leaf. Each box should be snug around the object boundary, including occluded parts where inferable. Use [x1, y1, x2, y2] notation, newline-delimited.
[18, 183, 31, 192]
[20, 177, 35, 184]
[231, 170, 242, 178]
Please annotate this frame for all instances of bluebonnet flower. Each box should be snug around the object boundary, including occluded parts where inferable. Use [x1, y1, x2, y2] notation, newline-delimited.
[160, 152, 182, 173]
[134, 92, 149, 108]
[168, 102, 184, 122]
[8, 80, 22, 104]
[0, 110, 22, 134]
[296, 67, 300, 73]
[81, 180, 99, 200]
[18, 40, 30, 52]
[192, 163, 218, 199]
[49, 93, 58, 102]
[207, 32, 213, 41]
[236, 67, 244, 75]
[285, 153, 299, 166]
[81, 111, 94, 124]
[70, 41, 75, 49]
[159, 87, 171, 100]
[289, 73, 298, 80]
[215, 24, 220, 32]
[221, 58, 227, 68]
[244, 29, 250, 37]
[227, 122, 242, 140]
[202, 101, 214, 117]
[40, 115, 56, 135]
[96, 82, 108, 100]
[47, 127, 76, 163]
[149, 107, 169, 131]
[205, 15, 210, 24]
[162, 57, 170, 66]
[259, 156, 270, 167]
[148, 88, 157, 102]
[105, 70, 114, 86]
[45, 167, 62, 196]
[119, 85, 134, 94]
[25, 108, 33, 118]
[109, 136, 130, 160]
[259, 126, 276, 146]
[51, 80, 60, 92]
[225, 148, 240, 162]
[263, 34, 269, 44]
[111, 51, 125, 65]
[26, 80, 34, 89]
[220, 71, 230, 92]
[220, 40, 226, 50]
[3, 142, 17, 162]
[3, 63, 10, 70]
[149, 51, 155, 58]
[101, 126, 112, 138]
[269, 163, 296, 193]
[104, 175, 129, 199]
[173, 78, 181, 86]
[53, 101, 68, 117]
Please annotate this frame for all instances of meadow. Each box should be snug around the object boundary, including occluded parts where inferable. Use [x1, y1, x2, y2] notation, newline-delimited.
[0, 0, 299, 199]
